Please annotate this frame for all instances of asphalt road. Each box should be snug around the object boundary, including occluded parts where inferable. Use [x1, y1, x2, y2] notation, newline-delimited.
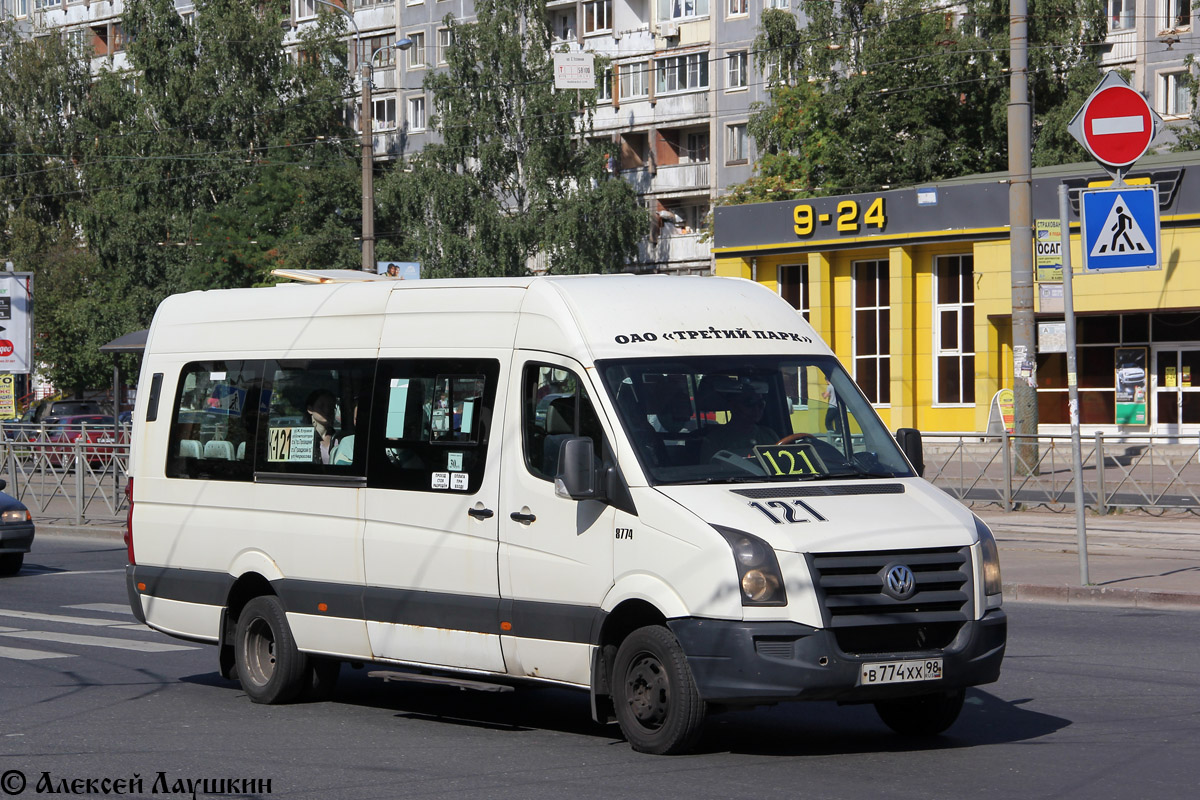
[1, 535, 1197, 799]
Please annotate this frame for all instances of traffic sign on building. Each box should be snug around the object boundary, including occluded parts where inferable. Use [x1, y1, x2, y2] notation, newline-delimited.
[1068, 72, 1162, 171]
[1080, 185, 1160, 272]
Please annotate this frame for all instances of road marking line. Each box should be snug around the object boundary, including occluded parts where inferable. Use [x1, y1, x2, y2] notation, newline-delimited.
[0, 631, 197, 653]
[0, 609, 130, 628]
[65, 603, 133, 615]
[0, 645, 75, 661]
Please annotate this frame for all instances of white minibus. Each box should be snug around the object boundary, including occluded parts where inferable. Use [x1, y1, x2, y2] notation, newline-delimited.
[125, 272, 1005, 754]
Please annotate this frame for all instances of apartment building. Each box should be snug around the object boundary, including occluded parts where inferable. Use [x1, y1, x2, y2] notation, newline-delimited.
[5, 0, 1198, 274]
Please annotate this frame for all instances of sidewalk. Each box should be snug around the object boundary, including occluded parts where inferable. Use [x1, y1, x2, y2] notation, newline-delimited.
[29, 504, 1200, 612]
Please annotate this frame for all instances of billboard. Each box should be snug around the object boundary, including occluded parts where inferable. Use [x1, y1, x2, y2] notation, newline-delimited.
[0, 272, 33, 375]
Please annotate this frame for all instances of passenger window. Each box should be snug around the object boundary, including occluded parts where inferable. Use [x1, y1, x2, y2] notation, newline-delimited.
[368, 359, 499, 493]
[523, 364, 604, 481]
[257, 360, 374, 477]
[166, 361, 263, 481]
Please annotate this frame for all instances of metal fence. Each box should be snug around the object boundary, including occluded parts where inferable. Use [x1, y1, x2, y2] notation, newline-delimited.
[1, 423, 130, 526]
[924, 432, 1200, 513]
[6, 423, 1200, 525]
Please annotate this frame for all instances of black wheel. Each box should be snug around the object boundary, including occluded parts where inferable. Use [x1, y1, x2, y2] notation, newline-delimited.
[302, 658, 341, 702]
[612, 625, 707, 755]
[0, 553, 23, 576]
[874, 688, 966, 736]
[234, 595, 308, 704]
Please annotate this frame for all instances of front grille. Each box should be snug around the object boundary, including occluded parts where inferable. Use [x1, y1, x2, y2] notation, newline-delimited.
[808, 546, 973, 655]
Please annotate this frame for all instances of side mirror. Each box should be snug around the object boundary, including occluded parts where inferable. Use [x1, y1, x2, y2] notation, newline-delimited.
[895, 428, 924, 477]
[555, 437, 599, 500]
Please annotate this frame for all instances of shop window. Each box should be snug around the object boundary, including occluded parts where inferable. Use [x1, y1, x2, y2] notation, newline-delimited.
[778, 263, 809, 321]
[933, 254, 975, 405]
[853, 259, 890, 405]
[367, 359, 500, 493]
[1153, 312, 1200, 342]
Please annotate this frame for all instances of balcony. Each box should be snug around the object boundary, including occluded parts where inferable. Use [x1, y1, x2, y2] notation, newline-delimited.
[652, 162, 709, 193]
[638, 232, 711, 269]
[1100, 28, 1137, 65]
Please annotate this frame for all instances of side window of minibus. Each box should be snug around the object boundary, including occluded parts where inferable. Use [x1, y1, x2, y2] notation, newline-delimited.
[367, 358, 501, 493]
[166, 361, 263, 481]
[256, 360, 374, 477]
[523, 364, 604, 481]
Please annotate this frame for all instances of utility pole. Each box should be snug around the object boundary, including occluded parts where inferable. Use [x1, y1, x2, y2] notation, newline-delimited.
[361, 57, 375, 272]
[1008, 0, 1038, 475]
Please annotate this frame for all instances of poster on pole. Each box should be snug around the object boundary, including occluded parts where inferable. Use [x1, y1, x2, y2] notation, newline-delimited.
[1114, 347, 1148, 425]
[0, 272, 33, 375]
[1035, 219, 1063, 282]
[0, 374, 14, 418]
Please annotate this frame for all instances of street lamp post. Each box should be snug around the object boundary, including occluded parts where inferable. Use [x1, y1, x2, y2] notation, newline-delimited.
[312, 0, 410, 272]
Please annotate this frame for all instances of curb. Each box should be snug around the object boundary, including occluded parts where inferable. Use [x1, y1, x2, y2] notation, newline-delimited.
[1003, 581, 1200, 612]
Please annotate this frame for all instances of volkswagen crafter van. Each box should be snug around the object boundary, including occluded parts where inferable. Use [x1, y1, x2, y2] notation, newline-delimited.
[125, 272, 1005, 754]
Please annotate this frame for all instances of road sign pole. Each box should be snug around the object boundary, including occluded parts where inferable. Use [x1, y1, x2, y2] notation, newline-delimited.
[1058, 182, 1089, 586]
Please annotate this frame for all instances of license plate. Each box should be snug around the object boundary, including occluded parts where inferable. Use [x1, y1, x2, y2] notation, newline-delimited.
[860, 658, 943, 685]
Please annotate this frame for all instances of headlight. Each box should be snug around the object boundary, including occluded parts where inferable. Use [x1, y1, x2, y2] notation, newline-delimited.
[1, 509, 30, 523]
[714, 525, 787, 606]
[974, 516, 1003, 597]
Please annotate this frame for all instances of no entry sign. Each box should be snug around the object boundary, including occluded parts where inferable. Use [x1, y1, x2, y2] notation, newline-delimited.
[1069, 72, 1161, 169]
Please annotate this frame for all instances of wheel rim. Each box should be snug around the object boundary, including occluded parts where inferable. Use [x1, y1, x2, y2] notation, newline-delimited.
[242, 616, 277, 688]
[624, 652, 670, 732]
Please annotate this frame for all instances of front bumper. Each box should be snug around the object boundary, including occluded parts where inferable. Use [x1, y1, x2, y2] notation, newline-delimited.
[0, 521, 35, 553]
[668, 609, 1006, 705]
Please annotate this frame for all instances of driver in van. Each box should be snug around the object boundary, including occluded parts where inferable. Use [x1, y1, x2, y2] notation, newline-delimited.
[700, 380, 779, 460]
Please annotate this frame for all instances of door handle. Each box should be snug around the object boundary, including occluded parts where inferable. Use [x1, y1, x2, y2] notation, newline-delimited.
[510, 511, 537, 524]
[468, 507, 494, 520]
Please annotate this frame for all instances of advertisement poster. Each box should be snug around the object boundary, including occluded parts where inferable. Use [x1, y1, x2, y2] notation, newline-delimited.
[377, 261, 420, 280]
[0, 374, 14, 418]
[1035, 219, 1064, 282]
[0, 272, 33, 375]
[1115, 347, 1148, 425]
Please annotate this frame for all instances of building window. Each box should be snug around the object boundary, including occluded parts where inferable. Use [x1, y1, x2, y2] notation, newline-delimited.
[407, 32, 426, 69]
[371, 97, 396, 131]
[408, 96, 426, 131]
[1160, 71, 1192, 117]
[778, 264, 809, 321]
[64, 28, 88, 56]
[180, 10, 195, 25]
[110, 23, 126, 53]
[34, 0, 61, 9]
[727, 50, 747, 90]
[684, 130, 709, 163]
[659, 0, 710, 20]
[853, 259, 890, 405]
[296, 0, 318, 20]
[437, 28, 454, 65]
[727, 0, 748, 16]
[364, 33, 395, 68]
[725, 123, 747, 164]
[933, 254, 976, 405]
[583, 0, 612, 34]
[597, 66, 614, 101]
[1106, 0, 1134, 30]
[767, 0, 789, 8]
[13, 0, 28, 18]
[620, 62, 650, 99]
[656, 53, 709, 94]
[1163, 0, 1190, 30]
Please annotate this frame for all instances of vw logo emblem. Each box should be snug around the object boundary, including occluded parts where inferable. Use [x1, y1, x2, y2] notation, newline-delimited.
[883, 564, 916, 600]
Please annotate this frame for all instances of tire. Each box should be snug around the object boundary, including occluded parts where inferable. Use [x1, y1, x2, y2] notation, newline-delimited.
[234, 595, 308, 704]
[302, 658, 341, 702]
[874, 688, 966, 736]
[0, 553, 23, 576]
[612, 625, 707, 755]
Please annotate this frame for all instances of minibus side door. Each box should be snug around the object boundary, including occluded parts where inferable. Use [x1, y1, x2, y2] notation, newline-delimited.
[361, 355, 507, 673]
[498, 357, 616, 685]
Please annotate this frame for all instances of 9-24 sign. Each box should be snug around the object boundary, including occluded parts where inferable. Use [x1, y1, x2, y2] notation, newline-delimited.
[794, 197, 887, 238]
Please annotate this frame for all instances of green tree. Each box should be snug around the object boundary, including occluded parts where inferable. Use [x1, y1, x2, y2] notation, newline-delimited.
[726, 1, 1105, 204]
[376, 0, 644, 276]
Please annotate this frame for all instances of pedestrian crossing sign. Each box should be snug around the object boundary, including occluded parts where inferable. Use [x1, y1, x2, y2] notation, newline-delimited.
[1080, 185, 1160, 272]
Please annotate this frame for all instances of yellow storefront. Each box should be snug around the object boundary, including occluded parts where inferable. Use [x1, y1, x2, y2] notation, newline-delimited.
[711, 153, 1200, 434]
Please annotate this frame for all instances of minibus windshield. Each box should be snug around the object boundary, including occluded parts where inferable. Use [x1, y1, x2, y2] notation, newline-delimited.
[597, 355, 914, 485]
